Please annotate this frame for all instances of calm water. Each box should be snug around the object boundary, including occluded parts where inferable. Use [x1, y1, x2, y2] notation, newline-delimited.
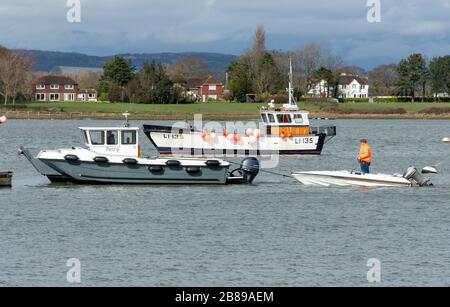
[1, 119, 450, 287]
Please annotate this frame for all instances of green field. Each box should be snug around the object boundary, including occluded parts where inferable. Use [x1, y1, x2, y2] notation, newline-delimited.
[20, 101, 269, 114]
[4, 101, 450, 116]
[339, 102, 450, 112]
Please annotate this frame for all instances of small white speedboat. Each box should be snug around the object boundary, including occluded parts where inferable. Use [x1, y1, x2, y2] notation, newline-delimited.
[292, 167, 432, 188]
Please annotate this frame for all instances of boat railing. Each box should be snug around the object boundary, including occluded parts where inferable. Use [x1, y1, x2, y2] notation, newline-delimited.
[311, 125, 337, 137]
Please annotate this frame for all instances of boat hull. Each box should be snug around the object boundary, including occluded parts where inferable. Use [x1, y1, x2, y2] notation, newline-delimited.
[144, 125, 326, 157]
[292, 171, 412, 188]
[18, 147, 69, 183]
[40, 159, 229, 185]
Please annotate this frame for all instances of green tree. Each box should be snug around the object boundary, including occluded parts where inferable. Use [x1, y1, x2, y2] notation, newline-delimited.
[312, 67, 337, 98]
[227, 56, 253, 102]
[128, 62, 179, 104]
[429, 56, 450, 100]
[102, 56, 135, 86]
[395, 53, 428, 102]
[99, 56, 135, 102]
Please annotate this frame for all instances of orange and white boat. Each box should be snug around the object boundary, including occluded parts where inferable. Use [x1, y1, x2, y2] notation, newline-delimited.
[144, 59, 336, 157]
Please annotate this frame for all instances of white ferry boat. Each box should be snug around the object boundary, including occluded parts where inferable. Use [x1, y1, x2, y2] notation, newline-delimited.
[144, 59, 336, 157]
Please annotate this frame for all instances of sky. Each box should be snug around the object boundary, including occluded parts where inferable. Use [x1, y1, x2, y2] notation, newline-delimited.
[0, 0, 449, 68]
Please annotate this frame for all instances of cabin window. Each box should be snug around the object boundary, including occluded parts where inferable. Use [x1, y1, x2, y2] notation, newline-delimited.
[261, 114, 268, 123]
[90, 131, 105, 145]
[83, 131, 89, 144]
[121, 130, 137, 145]
[268, 114, 276, 123]
[277, 114, 292, 124]
[106, 130, 118, 145]
[293, 114, 304, 124]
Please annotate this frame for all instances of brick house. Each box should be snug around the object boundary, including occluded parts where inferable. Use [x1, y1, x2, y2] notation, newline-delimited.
[186, 76, 224, 102]
[34, 75, 79, 102]
[199, 76, 223, 102]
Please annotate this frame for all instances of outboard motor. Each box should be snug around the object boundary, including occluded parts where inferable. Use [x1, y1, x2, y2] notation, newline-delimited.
[235, 157, 260, 184]
[403, 167, 433, 187]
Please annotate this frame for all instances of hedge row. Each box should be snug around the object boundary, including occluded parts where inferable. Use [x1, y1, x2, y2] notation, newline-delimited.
[373, 97, 450, 103]
[321, 106, 407, 115]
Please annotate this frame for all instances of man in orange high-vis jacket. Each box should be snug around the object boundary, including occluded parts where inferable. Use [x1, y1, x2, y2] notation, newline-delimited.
[357, 139, 372, 174]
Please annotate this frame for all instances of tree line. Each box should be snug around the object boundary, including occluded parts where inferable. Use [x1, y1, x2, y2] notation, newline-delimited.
[2, 29, 450, 105]
[227, 26, 450, 102]
[98, 55, 213, 104]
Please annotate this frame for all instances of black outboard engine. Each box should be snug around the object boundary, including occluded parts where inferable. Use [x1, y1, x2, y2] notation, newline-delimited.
[228, 157, 260, 184]
[240, 157, 260, 184]
[403, 167, 433, 187]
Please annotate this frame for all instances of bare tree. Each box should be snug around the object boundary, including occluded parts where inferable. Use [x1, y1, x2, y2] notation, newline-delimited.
[294, 43, 342, 94]
[252, 25, 266, 55]
[167, 56, 210, 83]
[368, 64, 398, 96]
[0, 47, 33, 104]
[77, 71, 102, 89]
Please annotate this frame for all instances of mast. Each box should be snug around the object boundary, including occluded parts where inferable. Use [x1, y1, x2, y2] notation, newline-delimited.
[288, 56, 296, 106]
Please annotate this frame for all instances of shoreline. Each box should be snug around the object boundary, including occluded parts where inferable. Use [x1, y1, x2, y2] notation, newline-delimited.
[4, 110, 450, 120]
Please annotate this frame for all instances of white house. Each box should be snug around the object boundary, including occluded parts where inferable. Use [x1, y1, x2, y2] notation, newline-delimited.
[307, 80, 329, 98]
[308, 74, 369, 99]
[338, 75, 369, 98]
[77, 89, 98, 102]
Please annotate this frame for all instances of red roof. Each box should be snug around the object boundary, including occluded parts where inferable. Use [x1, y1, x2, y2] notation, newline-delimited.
[36, 75, 78, 85]
[202, 76, 222, 86]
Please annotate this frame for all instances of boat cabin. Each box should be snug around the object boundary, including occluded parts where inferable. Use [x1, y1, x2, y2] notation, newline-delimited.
[260, 104, 311, 137]
[80, 127, 141, 158]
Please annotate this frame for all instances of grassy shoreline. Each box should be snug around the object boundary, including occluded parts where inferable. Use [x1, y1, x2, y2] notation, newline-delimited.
[3, 101, 450, 120]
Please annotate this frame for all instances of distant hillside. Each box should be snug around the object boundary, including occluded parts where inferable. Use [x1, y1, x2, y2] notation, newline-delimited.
[15, 49, 237, 78]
